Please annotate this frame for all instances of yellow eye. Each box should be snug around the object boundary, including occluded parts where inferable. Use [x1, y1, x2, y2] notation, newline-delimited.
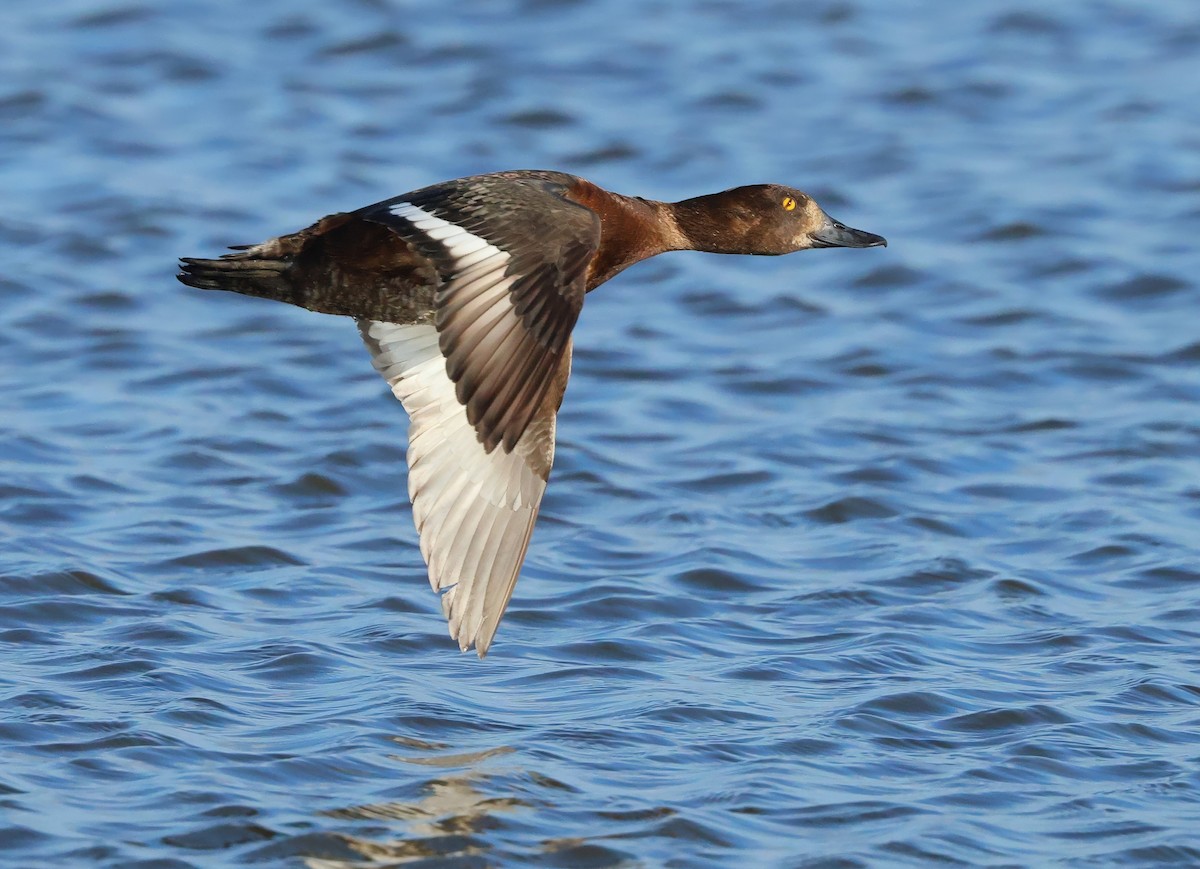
[782, 196, 797, 211]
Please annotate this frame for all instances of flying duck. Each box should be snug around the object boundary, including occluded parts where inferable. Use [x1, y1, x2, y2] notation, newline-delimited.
[178, 169, 886, 656]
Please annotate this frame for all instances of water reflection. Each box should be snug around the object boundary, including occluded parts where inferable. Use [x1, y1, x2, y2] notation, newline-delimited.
[3, 0, 1199, 865]
[316, 740, 523, 866]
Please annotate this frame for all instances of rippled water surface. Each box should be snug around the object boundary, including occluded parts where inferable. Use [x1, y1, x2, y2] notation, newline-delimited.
[3, 1, 1200, 866]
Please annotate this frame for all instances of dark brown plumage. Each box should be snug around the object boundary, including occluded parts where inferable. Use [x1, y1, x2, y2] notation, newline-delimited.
[178, 169, 885, 655]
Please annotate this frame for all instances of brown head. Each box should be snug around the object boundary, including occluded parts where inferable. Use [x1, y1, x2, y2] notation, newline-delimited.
[669, 184, 886, 256]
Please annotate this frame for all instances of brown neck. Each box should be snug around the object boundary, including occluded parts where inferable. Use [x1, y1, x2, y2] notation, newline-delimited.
[569, 181, 688, 290]
[666, 191, 758, 254]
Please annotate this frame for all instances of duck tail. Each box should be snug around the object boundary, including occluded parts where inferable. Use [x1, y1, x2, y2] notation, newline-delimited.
[177, 250, 299, 305]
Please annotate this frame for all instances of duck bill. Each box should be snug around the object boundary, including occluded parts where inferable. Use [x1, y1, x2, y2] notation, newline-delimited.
[810, 217, 887, 249]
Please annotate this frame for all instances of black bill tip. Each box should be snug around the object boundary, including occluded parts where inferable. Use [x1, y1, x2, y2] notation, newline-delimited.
[811, 218, 887, 249]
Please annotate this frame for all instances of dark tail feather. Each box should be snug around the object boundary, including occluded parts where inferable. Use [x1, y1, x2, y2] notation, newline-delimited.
[177, 254, 297, 304]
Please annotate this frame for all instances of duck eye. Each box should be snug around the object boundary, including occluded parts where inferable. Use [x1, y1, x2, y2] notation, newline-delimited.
[781, 196, 797, 211]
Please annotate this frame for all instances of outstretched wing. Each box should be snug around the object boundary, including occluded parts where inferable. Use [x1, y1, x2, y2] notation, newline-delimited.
[360, 321, 570, 656]
[363, 176, 599, 452]
[358, 176, 598, 655]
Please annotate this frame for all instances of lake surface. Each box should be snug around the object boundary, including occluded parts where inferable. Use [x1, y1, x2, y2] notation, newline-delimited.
[2, 0, 1199, 866]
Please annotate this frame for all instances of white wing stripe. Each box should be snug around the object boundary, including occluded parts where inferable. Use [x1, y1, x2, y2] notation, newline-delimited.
[446, 235, 490, 258]
[422, 224, 468, 242]
[389, 202, 502, 267]
[454, 247, 507, 272]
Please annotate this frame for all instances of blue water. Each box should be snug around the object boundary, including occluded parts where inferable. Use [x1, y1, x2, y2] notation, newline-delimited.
[3, 1, 1200, 865]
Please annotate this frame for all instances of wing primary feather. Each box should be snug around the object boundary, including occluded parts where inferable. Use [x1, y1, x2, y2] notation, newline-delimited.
[348, 177, 598, 655]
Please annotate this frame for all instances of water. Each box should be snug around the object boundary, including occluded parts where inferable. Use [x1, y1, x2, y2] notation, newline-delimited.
[2, 0, 1199, 865]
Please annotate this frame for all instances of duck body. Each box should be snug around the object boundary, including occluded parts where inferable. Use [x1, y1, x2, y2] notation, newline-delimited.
[178, 169, 885, 656]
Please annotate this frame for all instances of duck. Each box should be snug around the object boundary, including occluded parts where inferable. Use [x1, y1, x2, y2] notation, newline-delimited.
[178, 169, 886, 657]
